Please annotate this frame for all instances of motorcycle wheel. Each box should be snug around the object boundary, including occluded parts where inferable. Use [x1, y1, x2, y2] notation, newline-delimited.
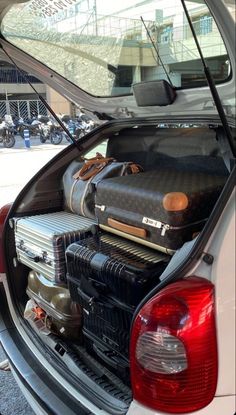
[39, 133, 46, 143]
[3, 134, 15, 148]
[76, 129, 86, 139]
[50, 132, 63, 145]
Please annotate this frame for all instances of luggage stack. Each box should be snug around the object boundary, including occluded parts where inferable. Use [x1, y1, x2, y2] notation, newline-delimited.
[66, 232, 169, 371]
[12, 156, 227, 375]
[12, 211, 95, 340]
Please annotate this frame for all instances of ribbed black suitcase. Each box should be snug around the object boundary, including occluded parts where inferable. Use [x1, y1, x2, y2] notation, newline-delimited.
[95, 169, 227, 254]
[66, 232, 168, 307]
[66, 232, 168, 368]
[71, 288, 133, 359]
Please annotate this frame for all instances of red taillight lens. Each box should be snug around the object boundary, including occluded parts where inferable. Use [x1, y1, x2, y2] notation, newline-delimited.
[130, 276, 218, 413]
[0, 203, 12, 273]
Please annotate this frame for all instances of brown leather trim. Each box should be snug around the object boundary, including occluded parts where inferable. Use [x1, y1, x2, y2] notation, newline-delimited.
[162, 192, 189, 211]
[108, 218, 147, 239]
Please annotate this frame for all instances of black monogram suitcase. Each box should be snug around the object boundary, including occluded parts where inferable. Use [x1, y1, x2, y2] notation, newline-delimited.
[95, 169, 227, 254]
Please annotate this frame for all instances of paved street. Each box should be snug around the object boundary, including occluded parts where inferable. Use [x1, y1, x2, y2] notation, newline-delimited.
[0, 347, 34, 415]
[0, 135, 68, 206]
[0, 134, 69, 415]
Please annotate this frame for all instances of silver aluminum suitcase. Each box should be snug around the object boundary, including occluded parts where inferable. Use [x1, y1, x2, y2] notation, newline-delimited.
[13, 212, 95, 283]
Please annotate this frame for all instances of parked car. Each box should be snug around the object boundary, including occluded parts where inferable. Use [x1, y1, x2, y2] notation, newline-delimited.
[0, 1, 235, 415]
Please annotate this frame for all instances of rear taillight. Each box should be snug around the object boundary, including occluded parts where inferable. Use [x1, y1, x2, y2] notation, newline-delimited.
[130, 276, 218, 414]
[0, 203, 12, 273]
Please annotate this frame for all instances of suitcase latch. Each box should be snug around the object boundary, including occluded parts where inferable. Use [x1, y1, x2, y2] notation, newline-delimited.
[42, 251, 52, 266]
[95, 204, 106, 212]
[17, 239, 24, 250]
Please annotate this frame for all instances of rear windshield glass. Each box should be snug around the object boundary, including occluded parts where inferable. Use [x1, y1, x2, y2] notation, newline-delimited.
[1, 0, 231, 97]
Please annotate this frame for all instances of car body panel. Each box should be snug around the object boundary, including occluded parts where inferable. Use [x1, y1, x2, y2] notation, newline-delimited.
[127, 396, 236, 415]
[0, 182, 235, 415]
[0, 0, 235, 121]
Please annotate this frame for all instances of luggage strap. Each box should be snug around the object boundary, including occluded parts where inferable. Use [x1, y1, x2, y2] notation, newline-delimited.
[73, 153, 115, 181]
[73, 152, 143, 181]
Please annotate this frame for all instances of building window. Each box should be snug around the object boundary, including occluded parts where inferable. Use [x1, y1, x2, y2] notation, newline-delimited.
[192, 14, 213, 36]
[199, 15, 212, 35]
[158, 25, 173, 44]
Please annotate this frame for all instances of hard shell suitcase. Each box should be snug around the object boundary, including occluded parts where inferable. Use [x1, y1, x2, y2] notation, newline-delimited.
[73, 288, 133, 363]
[66, 232, 168, 367]
[95, 169, 227, 254]
[12, 211, 95, 282]
[26, 270, 82, 339]
[66, 232, 168, 307]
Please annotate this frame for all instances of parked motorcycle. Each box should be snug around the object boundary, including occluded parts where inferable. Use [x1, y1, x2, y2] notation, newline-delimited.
[0, 117, 16, 148]
[61, 115, 95, 142]
[39, 117, 63, 145]
[17, 118, 41, 138]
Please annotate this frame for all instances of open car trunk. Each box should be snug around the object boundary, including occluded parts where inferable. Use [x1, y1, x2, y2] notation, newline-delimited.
[4, 119, 232, 414]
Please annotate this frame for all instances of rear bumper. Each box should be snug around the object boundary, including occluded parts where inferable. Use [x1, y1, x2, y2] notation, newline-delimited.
[127, 397, 236, 415]
[0, 330, 93, 415]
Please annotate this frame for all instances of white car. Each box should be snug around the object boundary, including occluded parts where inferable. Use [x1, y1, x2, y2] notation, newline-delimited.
[0, 1, 235, 415]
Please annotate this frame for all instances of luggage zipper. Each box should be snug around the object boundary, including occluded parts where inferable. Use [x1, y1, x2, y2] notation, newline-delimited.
[143, 219, 207, 236]
[160, 223, 170, 236]
[96, 204, 170, 235]
[143, 219, 207, 237]
[142, 218, 170, 236]
[96, 204, 207, 237]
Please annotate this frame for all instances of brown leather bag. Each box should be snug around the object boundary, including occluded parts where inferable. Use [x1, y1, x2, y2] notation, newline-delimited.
[74, 153, 115, 181]
[63, 153, 143, 218]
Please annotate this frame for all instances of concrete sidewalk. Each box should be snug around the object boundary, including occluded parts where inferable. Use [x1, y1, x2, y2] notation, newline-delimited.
[0, 135, 68, 206]
[0, 345, 34, 415]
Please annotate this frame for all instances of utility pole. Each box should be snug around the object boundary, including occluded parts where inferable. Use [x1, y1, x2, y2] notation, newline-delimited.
[94, 0, 98, 35]
[5, 89, 10, 115]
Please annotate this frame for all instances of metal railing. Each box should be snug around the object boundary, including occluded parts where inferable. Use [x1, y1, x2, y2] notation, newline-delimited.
[0, 100, 47, 120]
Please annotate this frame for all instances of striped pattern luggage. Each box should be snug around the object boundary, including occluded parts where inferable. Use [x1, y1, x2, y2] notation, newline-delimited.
[13, 211, 95, 283]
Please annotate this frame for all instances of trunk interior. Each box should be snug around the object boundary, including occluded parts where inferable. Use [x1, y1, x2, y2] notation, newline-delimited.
[4, 120, 231, 413]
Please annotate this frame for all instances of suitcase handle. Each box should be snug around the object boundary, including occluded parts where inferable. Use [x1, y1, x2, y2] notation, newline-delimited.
[108, 218, 147, 239]
[77, 286, 94, 304]
[24, 250, 41, 263]
[93, 344, 129, 370]
[77, 286, 114, 309]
